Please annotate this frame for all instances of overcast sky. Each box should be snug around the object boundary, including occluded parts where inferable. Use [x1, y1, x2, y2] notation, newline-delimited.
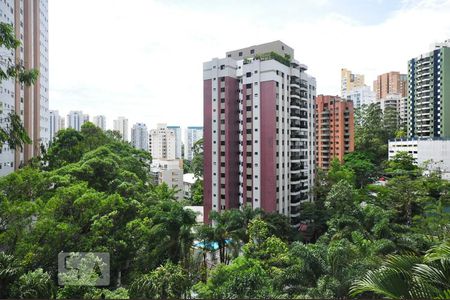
[49, 0, 450, 130]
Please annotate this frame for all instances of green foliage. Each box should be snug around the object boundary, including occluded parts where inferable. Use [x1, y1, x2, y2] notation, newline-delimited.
[130, 261, 190, 299]
[11, 268, 55, 299]
[194, 256, 273, 299]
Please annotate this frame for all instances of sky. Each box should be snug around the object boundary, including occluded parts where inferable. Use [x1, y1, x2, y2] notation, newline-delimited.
[49, 0, 450, 131]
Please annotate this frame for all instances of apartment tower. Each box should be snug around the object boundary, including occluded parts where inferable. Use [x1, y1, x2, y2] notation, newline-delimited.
[203, 41, 316, 226]
[185, 126, 203, 160]
[93, 115, 107, 130]
[315, 95, 354, 169]
[167, 126, 182, 159]
[131, 123, 149, 151]
[149, 123, 176, 160]
[113, 116, 129, 141]
[49, 110, 60, 142]
[341, 68, 365, 97]
[0, 0, 49, 176]
[373, 71, 407, 100]
[407, 40, 450, 138]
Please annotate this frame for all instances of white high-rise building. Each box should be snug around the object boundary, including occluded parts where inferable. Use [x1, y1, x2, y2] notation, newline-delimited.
[203, 41, 316, 226]
[131, 123, 149, 151]
[185, 126, 203, 160]
[168, 126, 182, 159]
[149, 123, 176, 160]
[93, 115, 106, 130]
[344, 85, 375, 108]
[49, 110, 61, 142]
[67, 111, 85, 131]
[59, 118, 65, 131]
[113, 117, 129, 141]
[0, 0, 49, 176]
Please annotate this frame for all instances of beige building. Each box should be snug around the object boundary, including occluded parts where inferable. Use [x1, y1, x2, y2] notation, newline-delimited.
[149, 123, 176, 160]
[0, 0, 49, 176]
[113, 116, 129, 141]
[373, 71, 407, 100]
[151, 159, 184, 201]
[341, 68, 365, 97]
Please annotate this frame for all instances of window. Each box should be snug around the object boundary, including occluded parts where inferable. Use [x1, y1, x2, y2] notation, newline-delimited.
[246, 72, 252, 77]
[250, 49, 255, 54]
[239, 52, 243, 56]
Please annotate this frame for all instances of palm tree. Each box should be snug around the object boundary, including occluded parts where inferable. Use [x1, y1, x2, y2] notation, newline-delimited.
[0, 252, 22, 298]
[350, 242, 450, 298]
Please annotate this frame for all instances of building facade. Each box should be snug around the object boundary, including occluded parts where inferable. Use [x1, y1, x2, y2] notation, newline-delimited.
[113, 116, 129, 141]
[131, 122, 149, 151]
[341, 68, 365, 97]
[168, 125, 182, 159]
[49, 110, 61, 142]
[67, 111, 85, 131]
[344, 85, 375, 108]
[407, 42, 450, 138]
[149, 123, 176, 160]
[203, 41, 316, 226]
[315, 95, 354, 169]
[389, 138, 450, 180]
[151, 159, 184, 201]
[93, 115, 106, 130]
[373, 71, 407, 100]
[0, 0, 49, 176]
[185, 126, 203, 160]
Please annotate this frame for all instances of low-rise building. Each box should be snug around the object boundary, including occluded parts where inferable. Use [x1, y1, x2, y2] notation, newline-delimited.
[388, 138, 450, 180]
[183, 173, 197, 199]
[151, 159, 184, 200]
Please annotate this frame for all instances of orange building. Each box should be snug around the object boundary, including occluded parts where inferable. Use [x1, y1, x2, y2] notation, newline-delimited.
[373, 71, 407, 100]
[315, 95, 355, 169]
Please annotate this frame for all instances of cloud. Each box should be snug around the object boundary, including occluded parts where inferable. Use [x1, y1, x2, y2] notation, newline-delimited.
[49, 0, 450, 135]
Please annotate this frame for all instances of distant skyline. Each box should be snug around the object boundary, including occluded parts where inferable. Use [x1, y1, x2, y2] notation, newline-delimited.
[49, 0, 450, 128]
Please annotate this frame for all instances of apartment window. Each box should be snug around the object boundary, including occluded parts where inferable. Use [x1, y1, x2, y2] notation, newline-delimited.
[239, 52, 243, 56]
[220, 87, 225, 92]
[250, 49, 255, 54]
[246, 72, 252, 78]
[246, 83, 252, 88]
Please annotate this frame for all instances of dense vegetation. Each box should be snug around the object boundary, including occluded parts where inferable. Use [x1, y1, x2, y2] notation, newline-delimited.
[0, 104, 448, 299]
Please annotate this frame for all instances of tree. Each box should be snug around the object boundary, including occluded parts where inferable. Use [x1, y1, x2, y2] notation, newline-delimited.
[194, 256, 273, 299]
[11, 268, 55, 299]
[343, 152, 376, 188]
[0, 252, 22, 298]
[351, 242, 450, 299]
[191, 138, 203, 178]
[130, 262, 190, 299]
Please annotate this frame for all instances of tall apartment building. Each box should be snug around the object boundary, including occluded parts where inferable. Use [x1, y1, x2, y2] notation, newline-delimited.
[373, 71, 407, 100]
[49, 110, 61, 142]
[341, 68, 365, 97]
[167, 125, 182, 159]
[59, 117, 65, 131]
[93, 115, 106, 130]
[0, 0, 49, 176]
[131, 122, 149, 151]
[344, 85, 375, 108]
[185, 126, 203, 160]
[67, 111, 86, 131]
[149, 123, 176, 160]
[315, 95, 354, 169]
[407, 41, 450, 138]
[113, 116, 129, 141]
[203, 41, 316, 226]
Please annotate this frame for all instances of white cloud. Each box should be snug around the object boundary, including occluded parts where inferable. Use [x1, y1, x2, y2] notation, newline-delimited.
[49, 0, 450, 132]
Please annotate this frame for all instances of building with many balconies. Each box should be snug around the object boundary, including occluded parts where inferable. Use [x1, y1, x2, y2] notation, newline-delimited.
[203, 41, 316, 227]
